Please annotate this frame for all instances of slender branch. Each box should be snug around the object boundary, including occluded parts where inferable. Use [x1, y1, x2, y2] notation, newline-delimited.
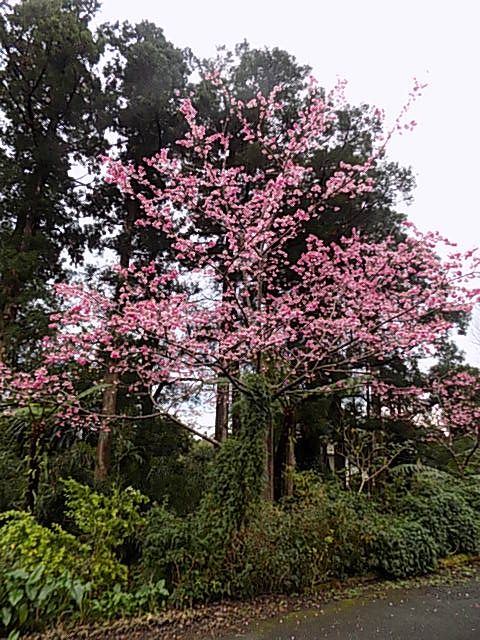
[462, 432, 480, 473]
[78, 407, 221, 447]
[160, 412, 221, 448]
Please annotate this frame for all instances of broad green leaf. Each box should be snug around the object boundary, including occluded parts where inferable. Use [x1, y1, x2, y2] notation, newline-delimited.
[1, 606, 12, 627]
[25, 582, 39, 601]
[17, 602, 28, 625]
[37, 582, 55, 603]
[26, 564, 44, 585]
[7, 590, 23, 607]
[71, 581, 89, 606]
[8, 569, 28, 580]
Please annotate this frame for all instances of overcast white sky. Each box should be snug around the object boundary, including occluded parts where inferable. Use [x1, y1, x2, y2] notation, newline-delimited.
[97, 0, 480, 363]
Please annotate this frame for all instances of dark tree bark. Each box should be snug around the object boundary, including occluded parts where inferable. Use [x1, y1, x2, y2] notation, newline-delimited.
[214, 378, 229, 443]
[264, 416, 274, 501]
[283, 406, 296, 497]
[25, 420, 42, 512]
[94, 370, 119, 483]
[94, 198, 136, 482]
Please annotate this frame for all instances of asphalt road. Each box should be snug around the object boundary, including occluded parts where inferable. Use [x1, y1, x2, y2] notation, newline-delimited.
[224, 580, 480, 640]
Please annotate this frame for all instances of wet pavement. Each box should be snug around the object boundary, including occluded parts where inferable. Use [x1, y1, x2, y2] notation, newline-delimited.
[223, 580, 480, 640]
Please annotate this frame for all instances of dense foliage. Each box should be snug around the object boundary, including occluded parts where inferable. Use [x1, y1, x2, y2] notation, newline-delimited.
[0, 1, 480, 637]
[3, 468, 480, 636]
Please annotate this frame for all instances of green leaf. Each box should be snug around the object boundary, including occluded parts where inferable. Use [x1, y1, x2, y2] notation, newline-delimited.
[11, 403, 47, 420]
[26, 564, 44, 585]
[37, 582, 55, 603]
[8, 589, 23, 607]
[71, 581, 89, 607]
[17, 602, 28, 625]
[1, 606, 12, 627]
[25, 582, 39, 602]
[8, 569, 28, 581]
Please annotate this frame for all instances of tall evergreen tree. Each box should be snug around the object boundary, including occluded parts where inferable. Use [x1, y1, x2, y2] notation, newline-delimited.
[92, 20, 188, 481]
[0, 0, 106, 366]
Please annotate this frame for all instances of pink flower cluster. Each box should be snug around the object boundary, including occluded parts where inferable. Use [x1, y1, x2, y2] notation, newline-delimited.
[1, 76, 479, 436]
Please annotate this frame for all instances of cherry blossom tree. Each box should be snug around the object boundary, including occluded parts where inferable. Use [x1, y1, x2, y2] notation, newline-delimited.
[422, 370, 480, 475]
[1, 76, 479, 497]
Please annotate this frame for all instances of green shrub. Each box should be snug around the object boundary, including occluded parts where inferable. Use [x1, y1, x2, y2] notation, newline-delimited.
[397, 492, 480, 556]
[320, 483, 379, 578]
[229, 501, 333, 596]
[143, 500, 333, 601]
[141, 504, 192, 590]
[0, 511, 91, 581]
[62, 479, 148, 587]
[142, 474, 385, 601]
[0, 480, 147, 592]
[142, 504, 235, 604]
[0, 563, 90, 636]
[141, 460, 480, 604]
[460, 476, 480, 513]
[370, 517, 438, 578]
[112, 421, 214, 517]
[388, 473, 480, 556]
[62, 479, 147, 551]
[0, 450, 25, 513]
[88, 580, 168, 621]
[0, 481, 149, 634]
[142, 376, 273, 605]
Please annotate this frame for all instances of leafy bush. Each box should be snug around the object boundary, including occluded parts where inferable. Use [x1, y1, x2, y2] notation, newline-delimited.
[229, 501, 333, 596]
[0, 481, 147, 592]
[320, 483, 378, 578]
[386, 472, 480, 556]
[0, 563, 90, 636]
[397, 492, 480, 556]
[460, 476, 480, 507]
[141, 504, 193, 594]
[142, 377, 273, 604]
[0, 481, 150, 634]
[142, 499, 333, 602]
[142, 473, 393, 601]
[370, 517, 438, 578]
[0, 511, 91, 581]
[0, 566, 168, 635]
[112, 421, 214, 516]
[62, 479, 147, 550]
[62, 479, 148, 586]
[88, 580, 168, 620]
[0, 449, 25, 513]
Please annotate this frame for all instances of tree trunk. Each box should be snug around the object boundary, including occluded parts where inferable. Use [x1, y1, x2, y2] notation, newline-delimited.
[231, 365, 241, 436]
[0, 300, 16, 363]
[214, 277, 231, 442]
[214, 377, 229, 442]
[94, 371, 119, 483]
[25, 422, 42, 512]
[264, 417, 274, 501]
[283, 406, 296, 497]
[94, 197, 136, 482]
